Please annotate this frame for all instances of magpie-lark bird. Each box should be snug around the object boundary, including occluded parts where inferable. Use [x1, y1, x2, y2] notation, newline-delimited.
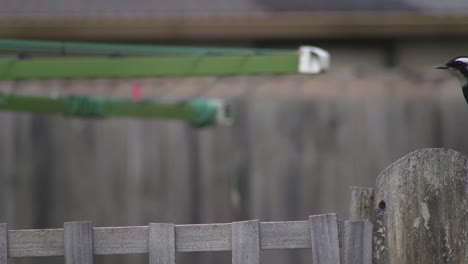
[436, 56, 468, 104]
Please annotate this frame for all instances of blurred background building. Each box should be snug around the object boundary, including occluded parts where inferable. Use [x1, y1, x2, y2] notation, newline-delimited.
[1, 1, 468, 263]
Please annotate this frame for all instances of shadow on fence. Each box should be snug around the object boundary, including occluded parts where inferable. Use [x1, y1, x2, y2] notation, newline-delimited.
[2, 148, 467, 264]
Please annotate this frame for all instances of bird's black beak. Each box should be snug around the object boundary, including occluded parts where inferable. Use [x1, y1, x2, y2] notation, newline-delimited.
[435, 65, 449, 70]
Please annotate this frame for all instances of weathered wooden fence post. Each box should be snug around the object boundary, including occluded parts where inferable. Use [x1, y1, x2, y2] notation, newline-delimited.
[64, 221, 93, 264]
[372, 148, 468, 263]
[0, 223, 6, 264]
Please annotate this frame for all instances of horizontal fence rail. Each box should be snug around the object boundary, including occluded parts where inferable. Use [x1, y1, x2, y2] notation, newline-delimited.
[0, 214, 372, 264]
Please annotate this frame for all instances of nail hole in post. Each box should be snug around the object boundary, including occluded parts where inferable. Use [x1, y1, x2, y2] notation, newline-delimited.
[378, 200, 386, 209]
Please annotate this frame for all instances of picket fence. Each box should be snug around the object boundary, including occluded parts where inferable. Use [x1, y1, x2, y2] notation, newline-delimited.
[2, 148, 468, 263]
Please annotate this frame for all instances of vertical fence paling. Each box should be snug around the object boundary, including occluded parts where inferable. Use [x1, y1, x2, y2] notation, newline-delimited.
[0, 224, 6, 264]
[349, 187, 374, 220]
[342, 220, 372, 264]
[309, 213, 341, 264]
[232, 220, 260, 264]
[64, 221, 94, 264]
[149, 223, 176, 264]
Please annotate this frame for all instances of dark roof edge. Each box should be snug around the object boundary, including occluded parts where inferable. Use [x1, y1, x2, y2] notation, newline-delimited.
[1, 11, 467, 41]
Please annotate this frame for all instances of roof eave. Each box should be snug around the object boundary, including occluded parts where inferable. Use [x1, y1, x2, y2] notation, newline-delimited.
[1, 11, 468, 41]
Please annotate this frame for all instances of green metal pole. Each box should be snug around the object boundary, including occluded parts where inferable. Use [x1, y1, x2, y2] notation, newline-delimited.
[0, 39, 290, 56]
[0, 53, 299, 79]
[0, 93, 231, 127]
[0, 39, 330, 79]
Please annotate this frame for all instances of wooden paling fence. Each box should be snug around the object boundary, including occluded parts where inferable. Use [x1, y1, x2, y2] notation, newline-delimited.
[0, 215, 372, 264]
[2, 148, 468, 263]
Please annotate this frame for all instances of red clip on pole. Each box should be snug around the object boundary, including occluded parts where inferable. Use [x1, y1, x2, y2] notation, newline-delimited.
[132, 83, 141, 102]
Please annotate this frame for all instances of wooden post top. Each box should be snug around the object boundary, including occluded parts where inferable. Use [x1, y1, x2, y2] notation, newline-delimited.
[372, 148, 468, 264]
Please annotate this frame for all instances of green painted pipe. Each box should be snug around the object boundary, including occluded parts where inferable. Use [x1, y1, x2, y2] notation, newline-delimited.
[0, 39, 289, 56]
[0, 93, 231, 127]
[0, 39, 330, 79]
[0, 53, 299, 79]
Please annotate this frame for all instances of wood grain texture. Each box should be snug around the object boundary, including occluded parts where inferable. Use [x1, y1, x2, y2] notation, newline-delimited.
[149, 223, 175, 264]
[93, 226, 148, 255]
[342, 220, 372, 264]
[259, 221, 310, 249]
[175, 223, 231, 252]
[349, 187, 374, 220]
[232, 220, 260, 264]
[309, 214, 341, 264]
[64, 221, 93, 264]
[8, 228, 64, 257]
[373, 148, 468, 264]
[0, 224, 6, 264]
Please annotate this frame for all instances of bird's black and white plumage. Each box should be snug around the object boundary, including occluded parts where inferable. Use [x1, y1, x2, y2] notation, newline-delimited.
[436, 56, 468, 104]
